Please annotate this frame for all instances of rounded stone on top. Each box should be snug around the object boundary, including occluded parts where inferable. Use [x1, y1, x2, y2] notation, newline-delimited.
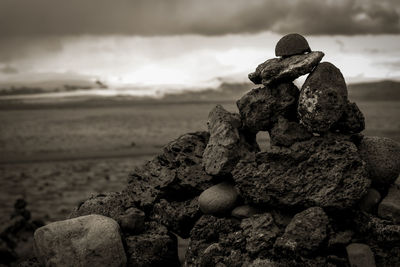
[275, 33, 311, 57]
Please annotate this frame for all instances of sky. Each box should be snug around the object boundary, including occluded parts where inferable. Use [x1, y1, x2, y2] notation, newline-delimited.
[0, 0, 400, 97]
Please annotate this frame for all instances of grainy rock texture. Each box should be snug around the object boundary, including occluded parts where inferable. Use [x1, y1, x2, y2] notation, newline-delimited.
[275, 33, 311, 57]
[248, 51, 324, 86]
[236, 83, 299, 132]
[233, 134, 370, 209]
[269, 116, 312, 147]
[198, 182, 238, 215]
[34, 215, 126, 267]
[127, 131, 213, 210]
[358, 136, 400, 186]
[274, 207, 329, 256]
[332, 101, 365, 134]
[125, 222, 180, 267]
[202, 105, 257, 176]
[298, 62, 348, 132]
[150, 198, 200, 238]
[378, 177, 400, 224]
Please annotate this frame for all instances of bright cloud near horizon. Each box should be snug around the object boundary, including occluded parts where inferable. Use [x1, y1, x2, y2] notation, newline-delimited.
[0, 0, 400, 96]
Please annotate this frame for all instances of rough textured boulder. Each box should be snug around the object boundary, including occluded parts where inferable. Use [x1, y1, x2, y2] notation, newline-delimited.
[34, 215, 126, 267]
[125, 222, 180, 267]
[298, 62, 348, 133]
[248, 51, 324, 86]
[332, 101, 365, 134]
[274, 207, 329, 256]
[127, 132, 214, 210]
[275, 33, 311, 57]
[378, 177, 400, 224]
[236, 83, 299, 132]
[241, 213, 280, 257]
[233, 134, 370, 209]
[198, 182, 238, 215]
[150, 198, 200, 238]
[202, 105, 257, 176]
[269, 116, 312, 147]
[358, 136, 400, 186]
[346, 243, 376, 267]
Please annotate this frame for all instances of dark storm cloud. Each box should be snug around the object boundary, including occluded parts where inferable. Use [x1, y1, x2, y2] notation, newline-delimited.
[0, 0, 399, 37]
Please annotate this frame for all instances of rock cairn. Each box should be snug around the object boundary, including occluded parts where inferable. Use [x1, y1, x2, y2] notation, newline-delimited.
[31, 33, 400, 267]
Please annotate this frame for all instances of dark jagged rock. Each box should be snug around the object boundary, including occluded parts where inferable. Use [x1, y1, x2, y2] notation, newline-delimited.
[346, 243, 376, 267]
[202, 105, 257, 176]
[125, 222, 180, 267]
[269, 116, 312, 147]
[236, 83, 299, 133]
[118, 207, 146, 234]
[274, 207, 329, 256]
[378, 177, 400, 224]
[233, 134, 370, 209]
[358, 188, 381, 214]
[331, 101, 365, 134]
[198, 182, 238, 215]
[298, 62, 348, 133]
[185, 215, 243, 266]
[127, 132, 213, 210]
[248, 51, 324, 86]
[241, 213, 280, 257]
[150, 198, 200, 238]
[358, 136, 400, 186]
[275, 33, 311, 57]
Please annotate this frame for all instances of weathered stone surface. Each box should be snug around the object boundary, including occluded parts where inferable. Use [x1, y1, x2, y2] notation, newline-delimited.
[127, 132, 213, 210]
[298, 62, 348, 133]
[236, 83, 299, 132]
[231, 205, 260, 219]
[233, 134, 370, 209]
[241, 213, 280, 257]
[275, 33, 311, 57]
[378, 177, 400, 223]
[34, 215, 126, 267]
[332, 101, 365, 134]
[118, 207, 145, 234]
[125, 222, 180, 267]
[358, 188, 381, 213]
[274, 207, 329, 256]
[202, 105, 257, 176]
[346, 243, 376, 267]
[185, 215, 243, 266]
[248, 51, 324, 86]
[151, 198, 200, 238]
[198, 182, 238, 215]
[358, 136, 400, 186]
[269, 116, 312, 147]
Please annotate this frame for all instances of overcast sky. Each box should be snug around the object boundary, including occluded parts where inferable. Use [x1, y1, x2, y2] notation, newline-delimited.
[0, 0, 399, 37]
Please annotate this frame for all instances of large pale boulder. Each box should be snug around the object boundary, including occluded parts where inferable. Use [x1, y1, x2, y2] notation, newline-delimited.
[34, 214, 126, 267]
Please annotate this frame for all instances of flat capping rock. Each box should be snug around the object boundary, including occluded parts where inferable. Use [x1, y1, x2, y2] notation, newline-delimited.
[275, 33, 311, 57]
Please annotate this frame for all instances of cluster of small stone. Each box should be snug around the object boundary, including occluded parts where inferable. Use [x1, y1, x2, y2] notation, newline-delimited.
[30, 33, 400, 267]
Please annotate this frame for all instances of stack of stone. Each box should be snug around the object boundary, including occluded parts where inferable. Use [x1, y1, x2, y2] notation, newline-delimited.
[31, 34, 400, 267]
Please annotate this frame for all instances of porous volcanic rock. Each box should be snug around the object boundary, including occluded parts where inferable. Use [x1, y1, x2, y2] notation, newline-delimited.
[269, 116, 312, 147]
[34, 215, 126, 267]
[274, 207, 329, 256]
[202, 105, 257, 176]
[358, 136, 400, 186]
[125, 221, 180, 267]
[232, 134, 370, 209]
[127, 131, 214, 210]
[248, 51, 324, 86]
[331, 101, 365, 134]
[236, 83, 299, 132]
[275, 33, 311, 57]
[378, 177, 400, 224]
[298, 62, 348, 133]
[150, 198, 201, 238]
[198, 182, 238, 215]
